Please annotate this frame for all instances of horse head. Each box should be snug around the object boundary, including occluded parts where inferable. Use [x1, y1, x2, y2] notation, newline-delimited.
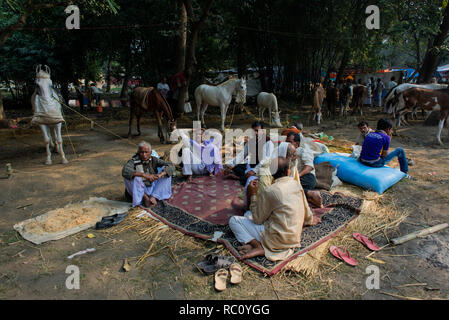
[169, 120, 177, 132]
[35, 64, 53, 98]
[237, 78, 247, 92]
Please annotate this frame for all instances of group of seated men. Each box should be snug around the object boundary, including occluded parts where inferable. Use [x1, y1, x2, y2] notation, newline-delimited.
[121, 118, 411, 262]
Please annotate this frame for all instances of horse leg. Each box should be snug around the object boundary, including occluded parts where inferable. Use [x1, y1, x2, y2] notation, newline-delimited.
[196, 97, 202, 122]
[201, 104, 209, 128]
[269, 105, 272, 126]
[155, 110, 165, 144]
[128, 104, 134, 137]
[39, 124, 53, 165]
[260, 106, 265, 122]
[136, 112, 142, 136]
[316, 106, 321, 125]
[436, 115, 447, 146]
[54, 123, 68, 164]
[220, 103, 227, 132]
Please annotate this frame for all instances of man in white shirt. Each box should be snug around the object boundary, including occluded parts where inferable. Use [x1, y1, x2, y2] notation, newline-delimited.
[157, 77, 170, 99]
[224, 121, 274, 207]
[91, 84, 102, 106]
[286, 132, 323, 208]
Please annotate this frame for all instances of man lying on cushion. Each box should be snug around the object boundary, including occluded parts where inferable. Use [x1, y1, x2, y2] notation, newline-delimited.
[122, 141, 175, 207]
[180, 127, 222, 182]
[229, 157, 306, 261]
[359, 118, 412, 178]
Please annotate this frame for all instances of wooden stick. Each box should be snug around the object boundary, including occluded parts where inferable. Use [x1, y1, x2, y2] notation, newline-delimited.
[365, 244, 389, 259]
[379, 291, 422, 300]
[16, 203, 32, 209]
[390, 223, 449, 245]
[395, 283, 427, 288]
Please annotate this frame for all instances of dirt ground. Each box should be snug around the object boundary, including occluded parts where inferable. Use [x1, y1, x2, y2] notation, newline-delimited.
[0, 102, 448, 300]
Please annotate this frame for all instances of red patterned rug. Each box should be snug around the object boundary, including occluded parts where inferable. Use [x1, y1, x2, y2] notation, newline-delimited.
[142, 176, 363, 275]
[168, 175, 245, 225]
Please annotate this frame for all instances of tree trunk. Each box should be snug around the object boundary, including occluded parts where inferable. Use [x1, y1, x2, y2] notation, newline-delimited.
[419, 6, 449, 83]
[120, 73, 129, 99]
[336, 49, 349, 85]
[0, 90, 5, 120]
[61, 81, 69, 106]
[176, 0, 215, 117]
[175, 2, 187, 72]
[237, 30, 246, 78]
[106, 57, 112, 93]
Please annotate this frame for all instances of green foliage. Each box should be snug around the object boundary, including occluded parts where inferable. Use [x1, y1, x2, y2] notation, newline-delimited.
[1, 0, 448, 102]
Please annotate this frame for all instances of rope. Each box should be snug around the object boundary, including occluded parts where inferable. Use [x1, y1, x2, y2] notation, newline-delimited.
[226, 102, 237, 130]
[53, 96, 138, 147]
[60, 106, 78, 158]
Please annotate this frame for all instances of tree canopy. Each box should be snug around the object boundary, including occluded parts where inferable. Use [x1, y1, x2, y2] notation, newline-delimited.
[1, 0, 449, 112]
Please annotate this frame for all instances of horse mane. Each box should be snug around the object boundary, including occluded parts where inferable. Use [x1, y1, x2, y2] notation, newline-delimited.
[216, 78, 239, 87]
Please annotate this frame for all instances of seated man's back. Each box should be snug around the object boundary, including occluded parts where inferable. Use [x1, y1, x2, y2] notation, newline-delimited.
[254, 175, 305, 261]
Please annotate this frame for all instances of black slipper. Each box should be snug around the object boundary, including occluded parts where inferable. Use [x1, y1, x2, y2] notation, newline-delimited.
[197, 254, 235, 274]
[95, 213, 127, 229]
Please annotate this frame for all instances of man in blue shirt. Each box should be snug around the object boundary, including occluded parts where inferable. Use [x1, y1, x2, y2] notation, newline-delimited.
[359, 118, 410, 176]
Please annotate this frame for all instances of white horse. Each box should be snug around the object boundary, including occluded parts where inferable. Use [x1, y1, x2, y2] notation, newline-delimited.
[195, 78, 247, 131]
[257, 92, 282, 127]
[31, 65, 68, 165]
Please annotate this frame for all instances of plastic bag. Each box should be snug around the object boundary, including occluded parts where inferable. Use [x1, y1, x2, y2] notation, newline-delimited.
[184, 102, 192, 113]
[351, 145, 362, 159]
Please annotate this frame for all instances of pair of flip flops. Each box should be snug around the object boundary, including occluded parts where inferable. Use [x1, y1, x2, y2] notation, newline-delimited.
[215, 263, 243, 292]
[95, 213, 127, 229]
[329, 233, 380, 266]
[197, 254, 235, 274]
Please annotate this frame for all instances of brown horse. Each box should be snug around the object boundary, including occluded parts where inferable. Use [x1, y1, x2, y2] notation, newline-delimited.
[128, 87, 176, 144]
[351, 85, 367, 116]
[396, 87, 449, 145]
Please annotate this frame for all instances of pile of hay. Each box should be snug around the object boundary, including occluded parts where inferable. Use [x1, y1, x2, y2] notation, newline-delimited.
[24, 205, 104, 235]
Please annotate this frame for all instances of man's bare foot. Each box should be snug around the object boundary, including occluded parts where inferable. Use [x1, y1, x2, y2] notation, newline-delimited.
[149, 196, 157, 206]
[307, 190, 323, 208]
[239, 240, 265, 260]
[142, 194, 152, 207]
[237, 244, 252, 255]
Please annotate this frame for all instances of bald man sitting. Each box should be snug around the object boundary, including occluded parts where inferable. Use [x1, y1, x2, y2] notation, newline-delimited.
[122, 141, 175, 207]
[229, 157, 306, 261]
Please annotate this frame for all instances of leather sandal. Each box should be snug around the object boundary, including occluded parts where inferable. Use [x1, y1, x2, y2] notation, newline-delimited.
[229, 263, 243, 284]
[214, 268, 228, 291]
